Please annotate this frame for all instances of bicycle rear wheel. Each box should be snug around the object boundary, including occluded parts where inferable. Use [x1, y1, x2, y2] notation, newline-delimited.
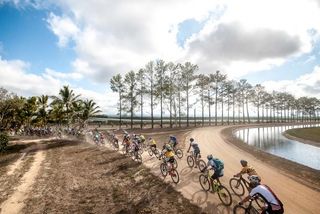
[135, 154, 142, 163]
[217, 185, 232, 206]
[229, 178, 245, 196]
[175, 149, 183, 159]
[199, 174, 210, 191]
[170, 169, 180, 184]
[172, 158, 178, 169]
[187, 155, 194, 167]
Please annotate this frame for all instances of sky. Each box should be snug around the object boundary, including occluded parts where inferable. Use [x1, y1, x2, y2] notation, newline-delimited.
[0, 0, 320, 115]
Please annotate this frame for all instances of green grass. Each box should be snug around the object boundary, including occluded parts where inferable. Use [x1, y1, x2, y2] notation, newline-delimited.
[286, 127, 320, 143]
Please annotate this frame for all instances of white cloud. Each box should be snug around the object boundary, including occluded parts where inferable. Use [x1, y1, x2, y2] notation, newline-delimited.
[262, 65, 320, 98]
[44, 68, 83, 80]
[42, 0, 320, 84]
[47, 12, 79, 48]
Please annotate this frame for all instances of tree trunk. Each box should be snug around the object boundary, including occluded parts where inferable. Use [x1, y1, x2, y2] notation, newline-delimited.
[215, 86, 218, 126]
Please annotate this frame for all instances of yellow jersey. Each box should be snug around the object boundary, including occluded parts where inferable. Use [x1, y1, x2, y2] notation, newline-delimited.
[240, 166, 257, 176]
[164, 150, 175, 158]
[149, 139, 156, 145]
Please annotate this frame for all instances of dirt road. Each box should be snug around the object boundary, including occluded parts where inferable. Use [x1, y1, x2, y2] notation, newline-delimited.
[142, 126, 320, 213]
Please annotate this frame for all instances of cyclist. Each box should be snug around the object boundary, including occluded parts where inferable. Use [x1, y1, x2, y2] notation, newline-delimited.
[239, 175, 284, 214]
[160, 144, 175, 171]
[168, 135, 178, 149]
[234, 159, 259, 178]
[131, 138, 140, 159]
[140, 134, 146, 144]
[148, 137, 157, 150]
[187, 138, 201, 167]
[201, 154, 224, 192]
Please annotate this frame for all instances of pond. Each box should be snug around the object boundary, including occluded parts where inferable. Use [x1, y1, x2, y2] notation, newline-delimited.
[234, 124, 320, 170]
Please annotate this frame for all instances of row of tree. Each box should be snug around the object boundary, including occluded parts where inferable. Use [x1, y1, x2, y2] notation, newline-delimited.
[110, 60, 320, 129]
[0, 86, 100, 131]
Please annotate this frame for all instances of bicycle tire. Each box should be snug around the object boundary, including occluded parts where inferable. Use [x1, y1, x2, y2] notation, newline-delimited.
[217, 185, 232, 206]
[147, 148, 153, 156]
[254, 196, 266, 209]
[155, 149, 161, 158]
[187, 155, 194, 167]
[199, 174, 210, 191]
[160, 163, 167, 177]
[175, 149, 183, 159]
[198, 159, 206, 172]
[170, 169, 180, 184]
[229, 178, 245, 196]
[173, 158, 178, 169]
[135, 154, 142, 163]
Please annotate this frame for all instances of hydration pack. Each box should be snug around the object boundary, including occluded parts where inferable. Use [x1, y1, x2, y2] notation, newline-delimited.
[213, 158, 224, 171]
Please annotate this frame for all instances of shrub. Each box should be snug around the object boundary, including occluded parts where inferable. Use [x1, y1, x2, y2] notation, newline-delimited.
[0, 132, 9, 152]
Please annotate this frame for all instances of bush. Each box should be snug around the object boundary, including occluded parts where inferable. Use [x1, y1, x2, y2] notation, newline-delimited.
[0, 132, 9, 152]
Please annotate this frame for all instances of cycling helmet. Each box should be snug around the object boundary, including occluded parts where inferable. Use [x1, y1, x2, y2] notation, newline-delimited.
[249, 175, 261, 184]
[240, 160, 248, 166]
[190, 138, 194, 142]
[166, 144, 172, 151]
[207, 154, 213, 160]
[149, 137, 152, 140]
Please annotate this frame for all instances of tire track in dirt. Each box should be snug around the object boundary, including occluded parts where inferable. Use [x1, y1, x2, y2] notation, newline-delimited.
[0, 151, 45, 214]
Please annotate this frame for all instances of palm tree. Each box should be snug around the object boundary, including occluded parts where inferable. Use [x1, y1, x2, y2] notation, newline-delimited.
[52, 85, 80, 126]
[80, 99, 101, 127]
[37, 95, 49, 127]
[110, 74, 124, 128]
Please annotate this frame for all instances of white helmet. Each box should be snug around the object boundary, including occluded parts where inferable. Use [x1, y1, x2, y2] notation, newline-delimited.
[249, 175, 261, 184]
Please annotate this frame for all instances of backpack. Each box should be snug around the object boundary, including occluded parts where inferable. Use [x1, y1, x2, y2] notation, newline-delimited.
[213, 158, 224, 171]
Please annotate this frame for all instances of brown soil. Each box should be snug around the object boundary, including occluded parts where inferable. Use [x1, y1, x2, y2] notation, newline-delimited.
[0, 137, 201, 214]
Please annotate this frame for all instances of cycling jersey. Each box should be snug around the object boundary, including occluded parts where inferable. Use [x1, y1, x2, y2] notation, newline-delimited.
[207, 159, 223, 175]
[250, 185, 279, 205]
[164, 150, 175, 158]
[149, 139, 156, 145]
[190, 141, 200, 153]
[240, 166, 257, 176]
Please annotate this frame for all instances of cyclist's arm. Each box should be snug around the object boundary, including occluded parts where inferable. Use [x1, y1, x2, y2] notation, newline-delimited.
[187, 144, 191, 153]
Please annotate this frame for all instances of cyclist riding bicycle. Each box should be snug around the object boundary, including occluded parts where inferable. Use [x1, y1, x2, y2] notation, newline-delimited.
[148, 137, 157, 149]
[140, 134, 146, 143]
[239, 175, 284, 214]
[187, 138, 201, 167]
[201, 154, 224, 192]
[168, 135, 178, 149]
[235, 159, 259, 178]
[160, 144, 175, 170]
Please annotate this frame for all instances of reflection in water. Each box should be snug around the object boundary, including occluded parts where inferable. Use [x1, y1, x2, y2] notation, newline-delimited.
[235, 124, 320, 170]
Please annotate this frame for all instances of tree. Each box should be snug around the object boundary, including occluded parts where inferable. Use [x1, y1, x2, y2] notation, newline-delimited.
[110, 74, 125, 128]
[136, 69, 146, 129]
[51, 85, 80, 126]
[37, 95, 49, 127]
[196, 74, 210, 126]
[145, 61, 156, 128]
[181, 62, 198, 127]
[155, 60, 168, 128]
[210, 70, 227, 125]
[123, 71, 138, 129]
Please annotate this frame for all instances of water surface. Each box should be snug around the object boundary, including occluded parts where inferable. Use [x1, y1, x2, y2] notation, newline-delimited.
[234, 124, 320, 170]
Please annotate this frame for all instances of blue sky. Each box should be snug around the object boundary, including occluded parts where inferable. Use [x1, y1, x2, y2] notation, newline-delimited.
[0, 0, 319, 114]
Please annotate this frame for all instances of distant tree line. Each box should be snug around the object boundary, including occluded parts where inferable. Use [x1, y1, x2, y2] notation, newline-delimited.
[0, 86, 100, 131]
[110, 60, 320, 129]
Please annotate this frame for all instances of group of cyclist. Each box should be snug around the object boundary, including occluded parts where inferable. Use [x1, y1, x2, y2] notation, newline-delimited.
[186, 137, 283, 214]
[92, 128, 284, 214]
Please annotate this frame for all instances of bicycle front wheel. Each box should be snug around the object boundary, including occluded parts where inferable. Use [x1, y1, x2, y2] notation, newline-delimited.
[187, 155, 194, 167]
[147, 148, 153, 156]
[170, 169, 180, 184]
[175, 149, 183, 159]
[172, 158, 178, 169]
[217, 185, 232, 206]
[229, 178, 245, 196]
[160, 163, 167, 177]
[199, 174, 210, 191]
[198, 159, 206, 172]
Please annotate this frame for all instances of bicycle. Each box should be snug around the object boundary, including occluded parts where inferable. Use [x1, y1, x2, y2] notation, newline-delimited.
[147, 146, 160, 158]
[229, 175, 265, 208]
[233, 196, 260, 214]
[187, 151, 206, 172]
[158, 153, 178, 169]
[199, 169, 232, 206]
[160, 160, 180, 184]
[173, 147, 183, 159]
